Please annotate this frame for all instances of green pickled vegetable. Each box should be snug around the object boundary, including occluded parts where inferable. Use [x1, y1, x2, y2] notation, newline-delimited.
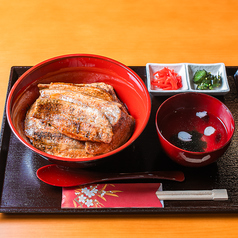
[193, 70, 207, 84]
[193, 69, 222, 90]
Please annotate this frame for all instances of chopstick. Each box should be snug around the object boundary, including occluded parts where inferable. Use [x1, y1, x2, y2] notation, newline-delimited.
[156, 189, 228, 201]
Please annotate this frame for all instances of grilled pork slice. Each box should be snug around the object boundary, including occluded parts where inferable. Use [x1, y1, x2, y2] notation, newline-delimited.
[85, 109, 135, 155]
[32, 98, 113, 143]
[38, 82, 115, 102]
[38, 82, 119, 102]
[38, 82, 129, 113]
[25, 102, 91, 158]
[38, 88, 122, 126]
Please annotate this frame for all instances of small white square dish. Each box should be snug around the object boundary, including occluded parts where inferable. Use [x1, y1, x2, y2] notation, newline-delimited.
[186, 63, 230, 95]
[146, 63, 189, 96]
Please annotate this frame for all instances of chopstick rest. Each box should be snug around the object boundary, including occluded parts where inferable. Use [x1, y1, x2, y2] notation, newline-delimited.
[156, 189, 228, 201]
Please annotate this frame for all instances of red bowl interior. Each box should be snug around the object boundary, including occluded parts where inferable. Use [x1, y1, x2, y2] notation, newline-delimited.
[6, 54, 151, 166]
[155, 92, 235, 167]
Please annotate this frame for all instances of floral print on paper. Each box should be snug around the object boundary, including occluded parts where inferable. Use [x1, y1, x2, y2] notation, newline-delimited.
[73, 184, 122, 208]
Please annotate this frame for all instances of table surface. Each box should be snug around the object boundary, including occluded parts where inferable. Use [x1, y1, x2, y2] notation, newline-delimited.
[1, 0, 238, 237]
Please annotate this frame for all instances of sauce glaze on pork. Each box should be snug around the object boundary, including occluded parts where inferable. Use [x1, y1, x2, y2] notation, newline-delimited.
[24, 82, 135, 158]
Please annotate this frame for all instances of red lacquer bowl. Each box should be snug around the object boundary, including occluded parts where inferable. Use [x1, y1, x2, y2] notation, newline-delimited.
[6, 54, 151, 168]
[155, 92, 235, 167]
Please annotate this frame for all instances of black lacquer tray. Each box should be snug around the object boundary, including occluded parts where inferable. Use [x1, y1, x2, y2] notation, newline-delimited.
[1, 66, 238, 214]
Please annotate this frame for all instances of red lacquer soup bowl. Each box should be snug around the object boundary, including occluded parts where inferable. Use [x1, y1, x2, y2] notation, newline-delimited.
[155, 92, 235, 167]
[6, 54, 151, 168]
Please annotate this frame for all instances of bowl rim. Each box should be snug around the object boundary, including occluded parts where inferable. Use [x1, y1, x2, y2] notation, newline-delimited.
[155, 92, 235, 155]
[6, 53, 151, 162]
